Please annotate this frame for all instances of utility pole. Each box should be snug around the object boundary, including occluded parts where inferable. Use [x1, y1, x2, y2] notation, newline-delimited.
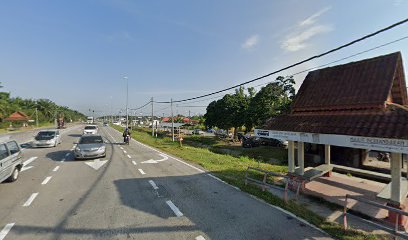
[171, 98, 174, 142]
[124, 76, 129, 129]
[151, 97, 154, 136]
[35, 107, 39, 128]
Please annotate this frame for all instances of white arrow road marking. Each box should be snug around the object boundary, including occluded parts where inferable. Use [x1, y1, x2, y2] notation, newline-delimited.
[141, 153, 169, 164]
[166, 200, 183, 217]
[53, 166, 60, 172]
[21, 156, 38, 171]
[84, 159, 108, 170]
[132, 161, 137, 165]
[148, 180, 158, 190]
[0, 223, 15, 240]
[23, 193, 39, 207]
[138, 169, 146, 175]
[41, 176, 52, 185]
[196, 236, 206, 240]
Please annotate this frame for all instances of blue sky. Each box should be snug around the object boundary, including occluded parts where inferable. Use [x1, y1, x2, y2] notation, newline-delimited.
[1, 0, 408, 117]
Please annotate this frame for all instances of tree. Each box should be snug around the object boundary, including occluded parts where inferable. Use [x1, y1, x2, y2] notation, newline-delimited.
[249, 76, 295, 127]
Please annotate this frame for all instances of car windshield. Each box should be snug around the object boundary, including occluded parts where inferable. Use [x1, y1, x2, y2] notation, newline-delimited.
[79, 136, 103, 144]
[84, 126, 97, 130]
[36, 131, 55, 140]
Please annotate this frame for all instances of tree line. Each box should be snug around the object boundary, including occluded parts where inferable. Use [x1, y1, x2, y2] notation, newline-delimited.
[204, 76, 295, 138]
[0, 82, 86, 128]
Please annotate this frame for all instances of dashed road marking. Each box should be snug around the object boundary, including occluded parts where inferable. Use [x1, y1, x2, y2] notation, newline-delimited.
[0, 223, 15, 240]
[61, 158, 66, 163]
[138, 169, 146, 175]
[53, 166, 60, 172]
[127, 154, 131, 158]
[119, 146, 123, 150]
[123, 150, 127, 154]
[148, 180, 159, 190]
[166, 200, 183, 217]
[41, 176, 52, 185]
[23, 193, 39, 207]
[195, 236, 206, 240]
[132, 161, 137, 165]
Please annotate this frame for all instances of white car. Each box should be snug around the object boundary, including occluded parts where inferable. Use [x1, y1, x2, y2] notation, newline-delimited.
[83, 125, 98, 135]
[33, 130, 61, 147]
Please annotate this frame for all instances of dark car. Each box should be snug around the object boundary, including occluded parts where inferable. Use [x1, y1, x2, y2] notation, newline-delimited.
[259, 137, 287, 148]
[242, 136, 260, 148]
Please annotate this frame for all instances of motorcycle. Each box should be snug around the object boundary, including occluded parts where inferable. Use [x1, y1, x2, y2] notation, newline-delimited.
[124, 134, 130, 145]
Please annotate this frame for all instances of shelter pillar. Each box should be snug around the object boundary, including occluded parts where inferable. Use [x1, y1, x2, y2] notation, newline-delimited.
[324, 144, 332, 177]
[288, 141, 295, 173]
[297, 142, 304, 175]
[387, 152, 407, 230]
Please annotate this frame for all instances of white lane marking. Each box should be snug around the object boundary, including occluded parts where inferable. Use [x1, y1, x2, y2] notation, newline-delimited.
[132, 161, 137, 165]
[0, 223, 15, 240]
[127, 154, 131, 159]
[119, 146, 123, 150]
[53, 166, 60, 172]
[21, 166, 34, 172]
[195, 236, 206, 240]
[41, 176, 52, 185]
[148, 180, 159, 190]
[208, 174, 240, 191]
[123, 150, 127, 154]
[23, 193, 39, 207]
[23, 156, 38, 166]
[65, 153, 70, 157]
[61, 158, 65, 162]
[138, 169, 146, 175]
[166, 200, 183, 217]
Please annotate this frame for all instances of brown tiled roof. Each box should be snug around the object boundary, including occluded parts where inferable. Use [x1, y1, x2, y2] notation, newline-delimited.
[4, 111, 30, 121]
[262, 52, 408, 139]
[291, 52, 407, 115]
[263, 106, 408, 139]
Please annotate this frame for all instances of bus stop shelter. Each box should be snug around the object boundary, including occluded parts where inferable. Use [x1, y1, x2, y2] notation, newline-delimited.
[255, 52, 408, 228]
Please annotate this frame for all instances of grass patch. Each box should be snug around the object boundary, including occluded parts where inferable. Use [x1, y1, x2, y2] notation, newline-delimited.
[113, 125, 388, 240]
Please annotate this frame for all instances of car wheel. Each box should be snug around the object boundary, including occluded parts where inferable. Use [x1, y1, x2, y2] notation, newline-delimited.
[7, 167, 20, 182]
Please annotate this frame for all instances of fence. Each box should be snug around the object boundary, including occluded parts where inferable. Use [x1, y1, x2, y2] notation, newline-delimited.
[344, 194, 408, 237]
[244, 167, 303, 202]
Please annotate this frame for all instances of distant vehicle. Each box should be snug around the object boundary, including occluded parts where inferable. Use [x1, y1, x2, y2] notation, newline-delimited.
[112, 121, 121, 126]
[57, 117, 65, 129]
[259, 137, 288, 148]
[33, 130, 61, 148]
[193, 129, 205, 135]
[74, 135, 106, 159]
[83, 125, 98, 135]
[87, 116, 94, 124]
[242, 136, 261, 148]
[103, 122, 109, 126]
[0, 138, 23, 183]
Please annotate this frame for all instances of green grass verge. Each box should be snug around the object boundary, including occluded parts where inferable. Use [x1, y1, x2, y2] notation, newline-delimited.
[112, 125, 388, 240]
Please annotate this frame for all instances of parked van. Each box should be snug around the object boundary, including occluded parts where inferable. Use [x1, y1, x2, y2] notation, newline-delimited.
[0, 138, 23, 183]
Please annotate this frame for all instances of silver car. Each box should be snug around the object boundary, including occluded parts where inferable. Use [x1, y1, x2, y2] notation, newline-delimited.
[83, 125, 98, 135]
[74, 135, 106, 159]
[0, 138, 23, 183]
[33, 130, 61, 148]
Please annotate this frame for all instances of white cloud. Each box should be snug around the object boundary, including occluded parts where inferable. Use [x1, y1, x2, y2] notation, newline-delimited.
[242, 35, 259, 49]
[299, 7, 331, 26]
[281, 6, 332, 52]
[281, 25, 332, 52]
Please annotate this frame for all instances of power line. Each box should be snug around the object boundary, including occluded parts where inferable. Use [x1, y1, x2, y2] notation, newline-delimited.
[154, 18, 408, 104]
[130, 100, 152, 111]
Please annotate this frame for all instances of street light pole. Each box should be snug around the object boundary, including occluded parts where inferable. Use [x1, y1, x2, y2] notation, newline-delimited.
[151, 97, 154, 136]
[171, 98, 174, 142]
[124, 76, 129, 129]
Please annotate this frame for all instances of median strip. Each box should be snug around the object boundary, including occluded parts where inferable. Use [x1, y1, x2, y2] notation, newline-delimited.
[23, 193, 39, 207]
[0, 223, 15, 240]
[166, 200, 183, 217]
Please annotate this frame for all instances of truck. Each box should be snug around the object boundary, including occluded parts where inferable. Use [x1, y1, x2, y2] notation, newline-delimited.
[87, 116, 94, 124]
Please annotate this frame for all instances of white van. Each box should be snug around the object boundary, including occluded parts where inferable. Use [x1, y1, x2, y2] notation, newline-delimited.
[0, 138, 23, 183]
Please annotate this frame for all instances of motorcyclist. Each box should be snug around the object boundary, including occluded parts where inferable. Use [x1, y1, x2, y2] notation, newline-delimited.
[123, 128, 131, 144]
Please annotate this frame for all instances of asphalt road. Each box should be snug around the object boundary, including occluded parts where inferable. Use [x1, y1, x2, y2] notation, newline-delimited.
[0, 124, 332, 240]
